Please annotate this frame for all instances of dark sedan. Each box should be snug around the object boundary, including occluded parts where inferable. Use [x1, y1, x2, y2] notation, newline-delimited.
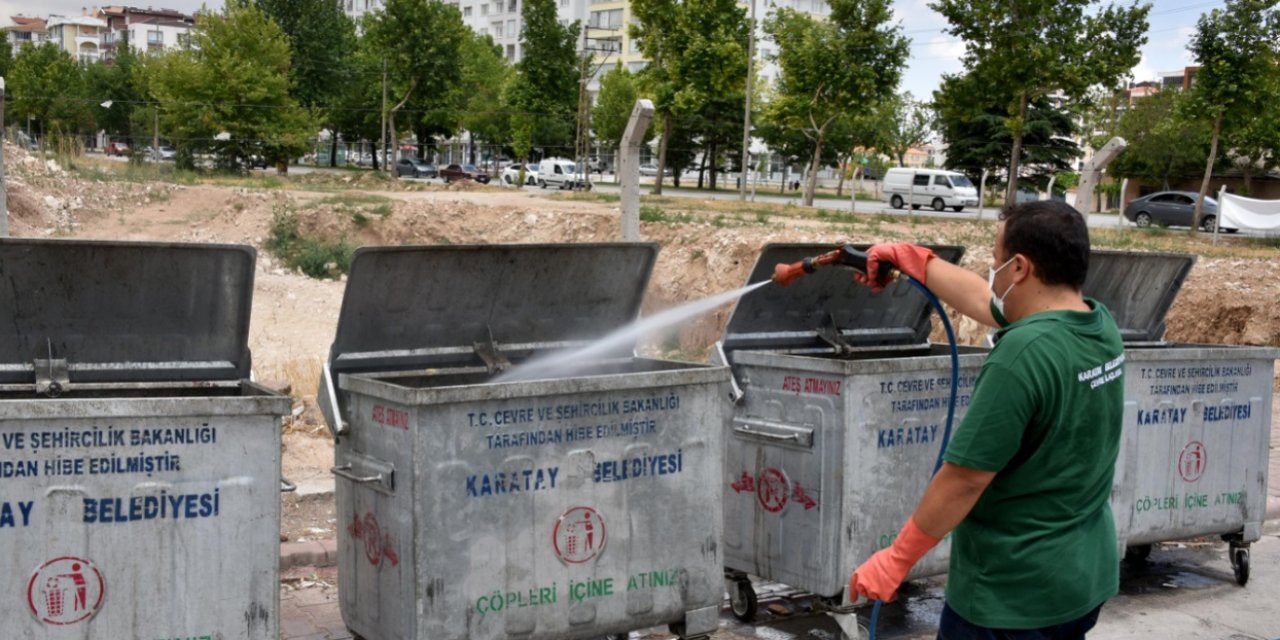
[439, 163, 491, 184]
[395, 158, 438, 179]
[1123, 190, 1235, 232]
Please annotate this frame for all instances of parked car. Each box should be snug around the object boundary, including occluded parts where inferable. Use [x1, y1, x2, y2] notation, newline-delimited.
[149, 145, 177, 161]
[537, 158, 591, 190]
[106, 141, 130, 157]
[439, 163, 491, 184]
[395, 158, 438, 179]
[638, 163, 672, 177]
[882, 167, 979, 212]
[1123, 191, 1236, 232]
[501, 163, 539, 186]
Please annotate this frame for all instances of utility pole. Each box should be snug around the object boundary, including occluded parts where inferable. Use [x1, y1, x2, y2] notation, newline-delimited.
[380, 58, 388, 175]
[738, 0, 756, 202]
[574, 27, 590, 190]
[153, 106, 159, 161]
[0, 77, 7, 238]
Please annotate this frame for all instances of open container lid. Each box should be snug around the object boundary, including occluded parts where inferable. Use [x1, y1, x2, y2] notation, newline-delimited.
[0, 238, 255, 384]
[1082, 249, 1196, 344]
[326, 243, 659, 375]
[721, 243, 966, 357]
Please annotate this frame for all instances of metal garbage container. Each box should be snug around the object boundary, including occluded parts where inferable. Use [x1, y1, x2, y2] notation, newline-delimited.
[317, 243, 732, 640]
[714, 243, 985, 617]
[1084, 250, 1279, 586]
[0, 238, 291, 638]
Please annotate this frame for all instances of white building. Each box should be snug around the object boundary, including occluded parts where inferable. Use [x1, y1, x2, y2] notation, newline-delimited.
[46, 14, 109, 63]
[5, 16, 48, 49]
[95, 6, 195, 61]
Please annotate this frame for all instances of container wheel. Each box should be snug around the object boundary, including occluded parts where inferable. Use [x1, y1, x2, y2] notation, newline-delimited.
[728, 576, 757, 622]
[890, 195, 904, 209]
[1231, 545, 1249, 586]
[932, 197, 945, 212]
[911, 204, 921, 210]
[1124, 544, 1152, 564]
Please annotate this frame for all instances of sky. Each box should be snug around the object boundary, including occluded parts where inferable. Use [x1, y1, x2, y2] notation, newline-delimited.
[6, 0, 1219, 99]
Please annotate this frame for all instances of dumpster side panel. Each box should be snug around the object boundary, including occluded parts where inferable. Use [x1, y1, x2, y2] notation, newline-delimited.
[342, 374, 727, 640]
[723, 352, 982, 597]
[336, 394, 417, 640]
[1117, 349, 1275, 546]
[722, 363, 844, 597]
[0, 400, 282, 639]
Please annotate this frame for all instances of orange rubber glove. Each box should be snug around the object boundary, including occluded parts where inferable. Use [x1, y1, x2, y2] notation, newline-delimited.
[849, 517, 941, 602]
[853, 243, 936, 293]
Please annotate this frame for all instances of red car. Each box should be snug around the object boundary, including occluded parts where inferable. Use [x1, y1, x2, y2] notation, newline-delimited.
[105, 141, 130, 156]
[438, 163, 491, 184]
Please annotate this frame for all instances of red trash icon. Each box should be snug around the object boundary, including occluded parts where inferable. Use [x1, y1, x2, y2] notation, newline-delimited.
[27, 557, 105, 625]
[553, 506, 607, 564]
[1178, 441, 1206, 482]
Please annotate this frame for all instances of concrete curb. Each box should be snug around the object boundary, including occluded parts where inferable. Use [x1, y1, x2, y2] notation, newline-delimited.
[280, 539, 337, 571]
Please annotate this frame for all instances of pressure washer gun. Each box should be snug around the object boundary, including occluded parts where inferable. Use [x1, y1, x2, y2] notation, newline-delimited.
[771, 244, 899, 288]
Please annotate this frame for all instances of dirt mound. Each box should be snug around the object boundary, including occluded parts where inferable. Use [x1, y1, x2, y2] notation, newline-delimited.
[1165, 257, 1280, 348]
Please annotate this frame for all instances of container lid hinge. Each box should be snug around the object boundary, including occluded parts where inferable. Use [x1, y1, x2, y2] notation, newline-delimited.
[473, 327, 511, 375]
[816, 316, 853, 355]
[35, 340, 69, 397]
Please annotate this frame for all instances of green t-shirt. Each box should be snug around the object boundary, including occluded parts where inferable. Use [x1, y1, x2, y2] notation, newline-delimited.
[942, 297, 1125, 629]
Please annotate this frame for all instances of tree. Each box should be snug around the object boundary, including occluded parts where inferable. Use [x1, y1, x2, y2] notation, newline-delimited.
[454, 33, 513, 167]
[931, 0, 1150, 202]
[765, 0, 909, 206]
[0, 38, 12, 81]
[9, 42, 93, 147]
[86, 33, 146, 155]
[1109, 89, 1214, 191]
[1186, 0, 1280, 227]
[255, 0, 358, 166]
[935, 72, 1080, 194]
[877, 91, 930, 167]
[142, 2, 315, 171]
[506, 0, 579, 161]
[592, 63, 653, 162]
[364, 0, 468, 165]
[630, 0, 681, 193]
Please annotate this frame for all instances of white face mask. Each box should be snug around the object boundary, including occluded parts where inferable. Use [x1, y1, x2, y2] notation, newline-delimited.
[988, 256, 1017, 316]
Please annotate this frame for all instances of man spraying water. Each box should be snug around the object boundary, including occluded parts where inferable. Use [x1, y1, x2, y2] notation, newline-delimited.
[845, 200, 1125, 639]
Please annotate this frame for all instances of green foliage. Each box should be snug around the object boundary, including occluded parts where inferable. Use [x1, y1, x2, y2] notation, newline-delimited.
[875, 91, 930, 167]
[930, 0, 1150, 199]
[455, 33, 513, 154]
[0, 37, 12, 80]
[141, 2, 316, 170]
[10, 42, 94, 142]
[764, 0, 908, 204]
[934, 72, 1080, 192]
[255, 0, 358, 111]
[266, 204, 354, 279]
[1109, 88, 1215, 189]
[592, 63, 652, 154]
[507, 0, 580, 157]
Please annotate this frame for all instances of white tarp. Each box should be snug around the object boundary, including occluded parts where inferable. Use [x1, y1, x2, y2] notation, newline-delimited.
[1218, 192, 1280, 231]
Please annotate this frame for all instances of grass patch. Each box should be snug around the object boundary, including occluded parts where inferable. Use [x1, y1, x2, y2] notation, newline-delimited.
[308, 192, 393, 208]
[265, 203, 355, 279]
[639, 205, 696, 224]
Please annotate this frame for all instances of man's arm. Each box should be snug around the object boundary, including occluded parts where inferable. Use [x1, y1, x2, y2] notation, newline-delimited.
[923, 259, 998, 329]
[912, 462, 997, 538]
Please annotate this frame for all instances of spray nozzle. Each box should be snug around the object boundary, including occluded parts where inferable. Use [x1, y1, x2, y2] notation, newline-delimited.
[772, 245, 898, 287]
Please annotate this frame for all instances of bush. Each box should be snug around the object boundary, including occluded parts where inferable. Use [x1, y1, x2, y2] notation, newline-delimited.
[265, 204, 354, 279]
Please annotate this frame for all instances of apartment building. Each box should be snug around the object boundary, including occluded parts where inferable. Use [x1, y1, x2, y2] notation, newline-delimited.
[95, 6, 195, 61]
[5, 15, 47, 49]
[46, 14, 109, 63]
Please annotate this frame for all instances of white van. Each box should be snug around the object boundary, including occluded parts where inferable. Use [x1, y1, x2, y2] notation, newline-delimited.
[882, 168, 978, 212]
[537, 158, 591, 190]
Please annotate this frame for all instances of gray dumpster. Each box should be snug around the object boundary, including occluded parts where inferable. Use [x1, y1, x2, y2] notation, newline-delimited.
[1084, 250, 1279, 586]
[715, 243, 985, 617]
[318, 243, 731, 640]
[0, 238, 291, 637]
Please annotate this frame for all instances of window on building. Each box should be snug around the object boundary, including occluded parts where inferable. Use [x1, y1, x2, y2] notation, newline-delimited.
[561, 0, 569, 7]
[464, 6, 472, 15]
[590, 8, 622, 28]
[494, 1, 503, 13]
[177, 33, 190, 48]
[506, 44, 516, 59]
[506, 19, 515, 36]
[493, 21, 503, 36]
[629, 37, 639, 52]
[508, 0, 517, 11]
[347, 0, 353, 10]
[147, 30, 163, 45]
[594, 37, 620, 53]
[481, 4, 488, 15]
[627, 61, 646, 72]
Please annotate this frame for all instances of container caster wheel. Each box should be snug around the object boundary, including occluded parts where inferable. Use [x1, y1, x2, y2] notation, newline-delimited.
[728, 576, 757, 622]
[1230, 545, 1249, 586]
[667, 623, 710, 640]
[1124, 544, 1152, 564]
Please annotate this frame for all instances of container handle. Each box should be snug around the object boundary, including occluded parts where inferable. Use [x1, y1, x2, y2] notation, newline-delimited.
[323, 362, 348, 440]
[280, 477, 297, 493]
[734, 425, 801, 442]
[331, 464, 384, 485]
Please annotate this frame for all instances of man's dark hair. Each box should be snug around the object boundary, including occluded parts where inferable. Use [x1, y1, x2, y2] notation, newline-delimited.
[998, 200, 1089, 288]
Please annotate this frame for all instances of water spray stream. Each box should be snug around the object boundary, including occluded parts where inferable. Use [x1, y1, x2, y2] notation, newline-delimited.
[496, 280, 771, 383]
